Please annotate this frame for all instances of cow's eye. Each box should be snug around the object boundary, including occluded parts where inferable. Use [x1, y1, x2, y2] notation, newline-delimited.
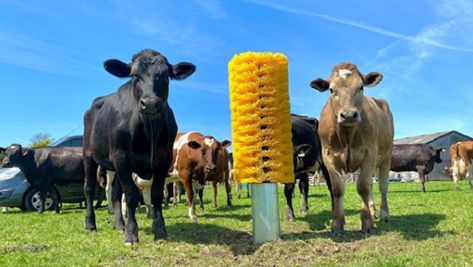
[330, 89, 338, 97]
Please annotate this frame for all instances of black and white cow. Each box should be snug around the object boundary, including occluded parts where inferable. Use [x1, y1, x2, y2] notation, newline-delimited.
[284, 114, 333, 221]
[82, 49, 195, 245]
[391, 144, 444, 192]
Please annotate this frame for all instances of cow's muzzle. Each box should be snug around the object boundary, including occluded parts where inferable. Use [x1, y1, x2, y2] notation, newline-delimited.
[140, 97, 165, 115]
[338, 110, 361, 125]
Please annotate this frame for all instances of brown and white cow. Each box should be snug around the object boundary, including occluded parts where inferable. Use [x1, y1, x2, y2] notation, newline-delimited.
[310, 62, 394, 235]
[450, 141, 473, 190]
[168, 132, 216, 220]
[204, 137, 232, 208]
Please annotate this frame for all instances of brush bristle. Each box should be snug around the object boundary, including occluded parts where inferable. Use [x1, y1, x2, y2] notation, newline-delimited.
[228, 52, 294, 184]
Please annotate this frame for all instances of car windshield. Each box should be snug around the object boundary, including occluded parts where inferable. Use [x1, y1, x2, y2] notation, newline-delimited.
[49, 137, 67, 147]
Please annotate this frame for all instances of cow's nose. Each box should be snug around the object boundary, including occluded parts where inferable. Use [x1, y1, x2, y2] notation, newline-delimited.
[340, 111, 358, 120]
[140, 97, 164, 114]
[206, 165, 216, 173]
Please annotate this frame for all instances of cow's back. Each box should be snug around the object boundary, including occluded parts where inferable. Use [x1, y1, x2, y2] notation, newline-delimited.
[34, 147, 85, 183]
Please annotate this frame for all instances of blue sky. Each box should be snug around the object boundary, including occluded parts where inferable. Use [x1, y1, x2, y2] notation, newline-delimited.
[1, 0, 473, 147]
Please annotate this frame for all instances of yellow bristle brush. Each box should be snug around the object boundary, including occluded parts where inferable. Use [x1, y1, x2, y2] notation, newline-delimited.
[228, 52, 294, 184]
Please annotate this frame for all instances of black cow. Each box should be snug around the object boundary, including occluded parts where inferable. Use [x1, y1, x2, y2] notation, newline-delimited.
[82, 49, 195, 245]
[1, 144, 84, 213]
[284, 114, 333, 221]
[390, 144, 444, 192]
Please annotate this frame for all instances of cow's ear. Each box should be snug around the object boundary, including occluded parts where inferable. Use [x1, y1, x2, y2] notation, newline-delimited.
[0, 147, 5, 153]
[310, 78, 330, 92]
[104, 59, 131, 78]
[22, 148, 29, 157]
[295, 144, 312, 157]
[171, 62, 196, 80]
[221, 140, 232, 148]
[187, 141, 201, 149]
[364, 72, 383, 87]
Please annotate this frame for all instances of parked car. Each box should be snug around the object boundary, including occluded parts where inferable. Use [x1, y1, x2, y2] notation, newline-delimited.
[0, 135, 99, 212]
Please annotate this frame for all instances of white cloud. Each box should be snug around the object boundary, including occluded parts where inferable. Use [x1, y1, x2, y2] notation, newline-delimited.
[245, 0, 473, 52]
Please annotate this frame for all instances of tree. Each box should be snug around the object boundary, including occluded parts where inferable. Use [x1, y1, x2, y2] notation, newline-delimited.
[30, 133, 53, 148]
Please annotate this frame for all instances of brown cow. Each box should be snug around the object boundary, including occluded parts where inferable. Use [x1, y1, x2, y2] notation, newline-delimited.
[204, 137, 232, 208]
[168, 132, 216, 220]
[450, 141, 473, 190]
[310, 62, 394, 235]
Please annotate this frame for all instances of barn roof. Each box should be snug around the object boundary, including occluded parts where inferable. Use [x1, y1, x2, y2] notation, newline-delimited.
[394, 130, 473, 145]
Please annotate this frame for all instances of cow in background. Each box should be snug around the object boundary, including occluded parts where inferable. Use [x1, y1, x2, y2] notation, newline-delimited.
[203, 137, 232, 208]
[82, 49, 195, 245]
[450, 141, 473, 190]
[310, 62, 394, 234]
[168, 132, 217, 220]
[285, 114, 333, 221]
[1, 144, 84, 213]
[390, 144, 444, 192]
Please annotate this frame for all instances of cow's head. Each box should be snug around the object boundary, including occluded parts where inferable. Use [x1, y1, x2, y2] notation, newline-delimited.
[186, 139, 216, 176]
[1, 144, 28, 168]
[310, 62, 383, 126]
[104, 49, 196, 117]
[204, 136, 232, 171]
[432, 147, 445, 163]
[293, 144, 312, 173]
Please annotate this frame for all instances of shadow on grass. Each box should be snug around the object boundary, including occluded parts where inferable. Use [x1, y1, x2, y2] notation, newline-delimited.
[204, 213, 251, 221]
[146, 222, 257, 256]
[389, 189, 452, 193]
[284, 210, 449, 243]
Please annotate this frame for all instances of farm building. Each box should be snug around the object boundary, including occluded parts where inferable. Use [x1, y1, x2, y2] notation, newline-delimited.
[392, 131, 473, 181]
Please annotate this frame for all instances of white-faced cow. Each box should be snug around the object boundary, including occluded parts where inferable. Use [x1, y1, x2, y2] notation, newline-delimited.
[390, 144, 444, 192]
[82, 49, 195, 245]
[1, 144, 84, 213]
[285, 114, 333, 221]
[450, 141, 473, 190]
[202, 137, 232, 208]
[310, 62, 394, 235]
[167, 132, 216, 220]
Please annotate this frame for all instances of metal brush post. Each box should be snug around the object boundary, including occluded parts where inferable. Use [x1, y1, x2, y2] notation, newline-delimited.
[251, 183, 280, 244]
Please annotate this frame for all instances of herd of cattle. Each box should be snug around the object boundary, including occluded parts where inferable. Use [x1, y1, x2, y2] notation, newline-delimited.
[0, 49, 472, 244]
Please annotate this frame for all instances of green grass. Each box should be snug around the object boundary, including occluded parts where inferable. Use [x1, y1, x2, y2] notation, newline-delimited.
[1, 181, 472, 266]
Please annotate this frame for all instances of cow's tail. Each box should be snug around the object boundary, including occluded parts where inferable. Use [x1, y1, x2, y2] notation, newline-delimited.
[450, 143, 460, 162]
[318, 158, 334, 211]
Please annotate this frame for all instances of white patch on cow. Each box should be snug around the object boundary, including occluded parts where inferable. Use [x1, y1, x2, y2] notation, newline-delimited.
[172, 132, 197, 173]
[204, 137, 214, 147]
[338, 69, 352, 79]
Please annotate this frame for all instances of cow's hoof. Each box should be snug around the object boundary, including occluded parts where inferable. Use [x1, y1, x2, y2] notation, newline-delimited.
[301, 210, 308, 217]
[124, 241, 138, 246]
[360, 227, 377, 235]
[380, 211, 390, 223]
[154, 231, 168, 241]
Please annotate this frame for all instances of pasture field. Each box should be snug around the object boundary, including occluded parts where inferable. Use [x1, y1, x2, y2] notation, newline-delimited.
[0, 181, 472, 266]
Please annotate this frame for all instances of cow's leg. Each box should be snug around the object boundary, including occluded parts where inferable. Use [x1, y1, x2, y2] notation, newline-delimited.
[37, 186, 47, 214]
[417, 166, 426, 193]
[212, 181, 218, 208]
[111, 174, 125, 231]
[284, 183, 296, 221]
[181, 172, 197, 220]
[320, 164, 334, 210]
[151, 170, 168, 240]
[224, 175, 232, 206]
[163, 183, 169, 207]
[118, 173, 140, 245]
[357, 155, 376, 234]
[197, 187, 205, 213]
[105, 171, 114, 214]
[299, 173, 309, 216]
[84, 156, 98, 231]
[323, 155, 345, 235]
[378, 160, 391, 222]
[52, 187, 61, 214]
[236, 182, 241, 199]
[141, 185, 152, 218]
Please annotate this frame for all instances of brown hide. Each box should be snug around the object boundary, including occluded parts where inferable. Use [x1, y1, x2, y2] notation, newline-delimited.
[311, 62, 394, 234]
[171, 132, 216, 219]
[450, 141, 473, 185]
